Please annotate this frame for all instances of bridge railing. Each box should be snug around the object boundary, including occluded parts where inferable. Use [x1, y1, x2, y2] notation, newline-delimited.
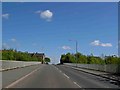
[0, 60, 41, 71]
[64, 63, 120, 74]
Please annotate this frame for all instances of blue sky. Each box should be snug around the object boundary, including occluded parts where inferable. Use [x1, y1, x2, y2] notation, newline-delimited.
[2, 2, 118, 63]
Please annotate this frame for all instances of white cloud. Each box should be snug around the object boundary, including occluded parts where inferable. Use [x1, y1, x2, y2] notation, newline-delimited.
[2, 38, 20, 49]
[10, 38, 20, 48]
[91, 40, 100, 46]
[91, 40, 112, 47]
[11, 38, 16, 42]
[36, 10, 53, 21]
[62, 46, 71, 50]
[32, 43, 37, 46]
[2, 13, 10, 19]
[2, 43, 9, 49]
[101, 43, 112, 47]
[35, 10, 41, 14]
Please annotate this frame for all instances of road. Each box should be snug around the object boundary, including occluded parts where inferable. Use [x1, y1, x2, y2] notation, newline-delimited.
[56, 65, 120, 88]
[2, 64, 120, 88]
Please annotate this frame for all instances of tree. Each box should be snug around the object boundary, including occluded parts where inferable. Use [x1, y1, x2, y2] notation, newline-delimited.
[105, 56, 119, 64]
[45, 57, 51, 63]
[75, 52, 87, 64]
[60, 54, 66, 64]
[60, 52, 120, 64]
[2, 49, 43, 62]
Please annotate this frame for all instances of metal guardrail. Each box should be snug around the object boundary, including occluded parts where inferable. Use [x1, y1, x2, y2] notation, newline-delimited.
[0, 60, 41, 71]
[64, 63, 120, 74]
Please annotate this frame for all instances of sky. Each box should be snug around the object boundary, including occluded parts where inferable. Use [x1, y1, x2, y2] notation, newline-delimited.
[1, 0, 120, 2]
[2, 2, 118, 64]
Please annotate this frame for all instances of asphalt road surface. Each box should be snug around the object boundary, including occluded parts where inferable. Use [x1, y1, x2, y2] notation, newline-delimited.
[56, 65, 120, 88]
[2, 64, 120, 88]
[3, 64, 79, 88]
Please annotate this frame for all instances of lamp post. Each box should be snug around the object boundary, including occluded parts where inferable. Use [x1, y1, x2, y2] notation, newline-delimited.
[69, 40, 78, 67]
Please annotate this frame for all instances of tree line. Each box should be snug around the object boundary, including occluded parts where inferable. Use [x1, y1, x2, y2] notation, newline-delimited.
[1, 49, 51, 62]
[60, 52, 120, 64]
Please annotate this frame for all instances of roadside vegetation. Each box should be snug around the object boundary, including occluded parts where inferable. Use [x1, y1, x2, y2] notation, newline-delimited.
[1, 49, 43, 62]
[60, 52, 120, 64]
[44, 57, 51, 64]
[45, 57, 50, 63]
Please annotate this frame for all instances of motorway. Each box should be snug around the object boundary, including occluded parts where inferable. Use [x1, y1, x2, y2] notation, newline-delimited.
[2, 64, 120, 88]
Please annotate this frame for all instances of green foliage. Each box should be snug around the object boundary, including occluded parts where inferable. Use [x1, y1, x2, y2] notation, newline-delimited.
[75, 52, 87, 64]
[60, 53, 76, 63]
[105, 56, 119, 64]
[60, 52, 119, 64]
[45, 57, 51, 62]
[2, 49, 42, 61]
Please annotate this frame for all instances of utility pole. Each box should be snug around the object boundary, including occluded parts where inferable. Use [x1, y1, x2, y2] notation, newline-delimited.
[69, 40, 78, 67]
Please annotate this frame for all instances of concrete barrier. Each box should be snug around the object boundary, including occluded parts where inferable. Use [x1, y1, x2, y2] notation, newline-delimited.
[0, 60, 41, 71]
[64, 63, 120, 74]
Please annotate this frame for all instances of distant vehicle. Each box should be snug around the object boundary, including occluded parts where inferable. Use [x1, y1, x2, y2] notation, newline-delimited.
[57, 63, 62, 65]
[45, 62, 49, 64]
[41, 60, 44, 64]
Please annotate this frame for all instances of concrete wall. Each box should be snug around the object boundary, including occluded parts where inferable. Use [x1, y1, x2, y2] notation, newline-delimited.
[64, 63, 120, 74]
[0, 60, 41, 71]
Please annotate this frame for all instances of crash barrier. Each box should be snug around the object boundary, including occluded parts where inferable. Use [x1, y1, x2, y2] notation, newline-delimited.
[64, 63, 120, 74]
[0, 60, 41, 71]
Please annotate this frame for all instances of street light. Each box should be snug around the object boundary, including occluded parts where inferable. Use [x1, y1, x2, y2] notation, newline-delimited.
[69, 39, 78, 67]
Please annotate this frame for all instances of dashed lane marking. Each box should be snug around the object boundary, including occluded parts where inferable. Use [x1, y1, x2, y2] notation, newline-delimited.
[63, 73, 70, 79]
[54, 66, 62, 73]
[54, 66, 82, 88]
[73, 81, 82, 88]
[59, 70, 62, 73]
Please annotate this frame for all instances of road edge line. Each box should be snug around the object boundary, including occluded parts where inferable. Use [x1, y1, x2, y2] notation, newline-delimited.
[5, 67, 40, 88]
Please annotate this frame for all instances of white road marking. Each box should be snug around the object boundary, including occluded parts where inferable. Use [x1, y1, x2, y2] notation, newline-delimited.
[73, 81, 81, 88]
[54, 66, 82, 88]
[59, 70, 62, 73]
[5, 67, 40, 88]
[63, 73, 70, 79]
[54, 66, 59, 70]
[54, 66, 62, 73]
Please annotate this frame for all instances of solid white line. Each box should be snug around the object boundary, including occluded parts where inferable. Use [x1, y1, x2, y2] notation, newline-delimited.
[63, 73, 70, 79]
[73, 81, 81, 88]
[5, 67, 40, 88]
